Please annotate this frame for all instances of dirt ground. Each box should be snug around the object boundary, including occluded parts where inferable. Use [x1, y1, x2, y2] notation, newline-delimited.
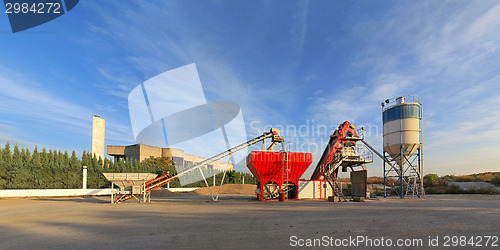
[0, 193, 499, 249]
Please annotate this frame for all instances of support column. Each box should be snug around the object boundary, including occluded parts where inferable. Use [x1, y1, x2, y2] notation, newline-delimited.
[383, 152, 387, 198]
[400, 147, 404, 199]
[82, 166, 87, 190]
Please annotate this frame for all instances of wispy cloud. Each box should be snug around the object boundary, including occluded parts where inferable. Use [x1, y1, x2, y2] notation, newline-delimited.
[0, 64, 135, 153]
[81, 1, 303, 140]
[0, 65, 93, 132]
[290, 0, 309, 63]
[306, 1, 500, 175]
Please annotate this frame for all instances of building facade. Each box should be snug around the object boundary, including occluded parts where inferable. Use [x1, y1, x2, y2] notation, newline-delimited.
[107, 144, 234, 172]
[92, 115, 105, 160]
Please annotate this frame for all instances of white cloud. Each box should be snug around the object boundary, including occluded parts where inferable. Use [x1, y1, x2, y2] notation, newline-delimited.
[290, 1, 309, 62]
[0, 66, 93, 131]
[307, 1, 500, 176]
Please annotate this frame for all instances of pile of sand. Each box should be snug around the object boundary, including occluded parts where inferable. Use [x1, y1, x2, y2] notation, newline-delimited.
[193, 184, 256, 195]
[149, 184, 257, 197]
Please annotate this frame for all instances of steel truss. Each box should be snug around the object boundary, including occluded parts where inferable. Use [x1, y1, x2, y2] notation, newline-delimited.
[383, 147, 424, 198]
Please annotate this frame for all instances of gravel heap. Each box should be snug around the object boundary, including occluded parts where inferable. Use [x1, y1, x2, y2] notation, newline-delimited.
[149, 184, 257, 197]
[193, 184, 256, 195]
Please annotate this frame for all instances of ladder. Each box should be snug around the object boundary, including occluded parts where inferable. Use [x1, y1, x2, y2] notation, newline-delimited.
[407, 167, 425, 198]
[281, 142, 290, 196]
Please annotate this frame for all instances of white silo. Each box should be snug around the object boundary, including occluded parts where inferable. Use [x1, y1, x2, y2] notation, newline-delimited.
[381, 95, 423, 198]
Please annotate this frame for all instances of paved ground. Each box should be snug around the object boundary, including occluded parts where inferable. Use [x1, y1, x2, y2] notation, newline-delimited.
[0, 194, 499, 249]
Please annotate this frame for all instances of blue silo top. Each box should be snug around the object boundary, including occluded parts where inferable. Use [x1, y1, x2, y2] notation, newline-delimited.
[383, 104, 421, 124]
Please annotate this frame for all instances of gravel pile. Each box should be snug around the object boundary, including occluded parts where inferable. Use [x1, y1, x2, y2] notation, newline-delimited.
[150, 188, 197, 197]
[149, 184, 257, 197]
[193, 184, 256, 195]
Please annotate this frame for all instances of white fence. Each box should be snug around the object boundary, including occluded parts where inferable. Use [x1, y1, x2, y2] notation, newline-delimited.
[0, 188, 115, 198]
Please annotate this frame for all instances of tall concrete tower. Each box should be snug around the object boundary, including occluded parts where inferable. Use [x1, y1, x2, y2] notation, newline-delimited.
[92, 115, 106, 160]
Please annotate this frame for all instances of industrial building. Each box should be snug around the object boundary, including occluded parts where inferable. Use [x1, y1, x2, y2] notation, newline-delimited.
[106, 144, 233, 172]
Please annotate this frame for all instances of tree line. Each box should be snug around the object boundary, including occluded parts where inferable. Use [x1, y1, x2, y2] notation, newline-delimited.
[0, 143, 256, 189]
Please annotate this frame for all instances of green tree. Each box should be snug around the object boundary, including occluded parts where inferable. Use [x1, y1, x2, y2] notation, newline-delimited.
[0, 144, 6, 189]
[2, 143, 12, 182]
[52, 150, 64, 189]
[38, 148, 53, 188]
[7, 145, 23, 189]
[14, 147, 32, 189]
[67, 150, 82, 188]
[22, 148, 33, 188]
[31, 146, 42, 188]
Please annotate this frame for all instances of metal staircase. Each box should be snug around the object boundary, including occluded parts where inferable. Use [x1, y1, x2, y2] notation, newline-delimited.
[323, 171, 347, 202]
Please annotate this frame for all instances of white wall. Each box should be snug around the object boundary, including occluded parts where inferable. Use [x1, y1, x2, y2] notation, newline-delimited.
[0, 188, 114, 198]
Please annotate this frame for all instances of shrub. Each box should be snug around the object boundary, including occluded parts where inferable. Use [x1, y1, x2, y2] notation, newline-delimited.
[448, 184, 462, 194]
[491, 176, 500, 187]
[466, 186, 500, 195]
[423, 174, 439, 187]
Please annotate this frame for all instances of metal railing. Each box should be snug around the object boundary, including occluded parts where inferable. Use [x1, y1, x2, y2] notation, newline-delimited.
[381, 95, 421, 111]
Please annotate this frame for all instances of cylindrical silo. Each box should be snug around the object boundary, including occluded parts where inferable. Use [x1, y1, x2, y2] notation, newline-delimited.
[382, 96, 422, 166]
[381, 95, 424, 199]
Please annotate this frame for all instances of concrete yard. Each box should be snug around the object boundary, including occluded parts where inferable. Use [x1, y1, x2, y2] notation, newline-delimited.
[1, 194, 499, 249]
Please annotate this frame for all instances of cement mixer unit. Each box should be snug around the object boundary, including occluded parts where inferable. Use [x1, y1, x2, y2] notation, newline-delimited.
[381, 95, 424, 198]
[247, 121, 373, 201]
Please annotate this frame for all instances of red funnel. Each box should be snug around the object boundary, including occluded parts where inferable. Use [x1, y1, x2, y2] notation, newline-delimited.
[246, 151, 312, 182]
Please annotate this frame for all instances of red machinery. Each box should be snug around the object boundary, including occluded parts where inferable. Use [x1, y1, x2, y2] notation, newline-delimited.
[245, 121, 371, 201]
[247, 151, 312, 200]
[310, 121, 371, 201]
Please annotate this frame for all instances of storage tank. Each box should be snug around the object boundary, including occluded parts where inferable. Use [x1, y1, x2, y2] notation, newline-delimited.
[382, 96, 422, 166]
[246, 151, 312, 200]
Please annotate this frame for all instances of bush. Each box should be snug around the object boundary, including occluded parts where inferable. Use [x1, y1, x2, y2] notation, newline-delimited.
[465, 186, 500, 195]
[448, 184, 461, 194]
[447, 172, 500, 182]
[491, 176, 500, 187]
[423, 174, 439, 187]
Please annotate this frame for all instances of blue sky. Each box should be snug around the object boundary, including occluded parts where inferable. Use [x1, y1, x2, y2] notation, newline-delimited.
[0, 0, 499, 177]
